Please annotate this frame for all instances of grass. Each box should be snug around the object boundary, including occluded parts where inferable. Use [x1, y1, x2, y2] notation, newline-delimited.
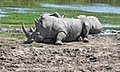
[0, 7, 120, 30]
[0, 32, 25, 38]
[0, 42, 19, 46]
[0, 31, 46, 46]
[0, 41, 45, 47]
[0, 7, 120, 26]
[104, 27, 120, 30]
[0, 32, 25, 45]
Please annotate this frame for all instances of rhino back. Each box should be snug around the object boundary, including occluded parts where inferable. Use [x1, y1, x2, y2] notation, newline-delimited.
[53, 18, 83, 41]
[87, 16, 102, 34]
[77, 15, 102, 34]
[87, 16, 102, 29]
[38, 16, 83, 41]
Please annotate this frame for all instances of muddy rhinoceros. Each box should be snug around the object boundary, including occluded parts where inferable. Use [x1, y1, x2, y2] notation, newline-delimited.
[22, 14, 90, 45]
[28, 12, 64, 32]
[77, 15, 102, 34]
[40, 12, 64, 18]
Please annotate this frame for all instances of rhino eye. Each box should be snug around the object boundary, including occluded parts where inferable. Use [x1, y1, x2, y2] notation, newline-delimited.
[37, 32, 40, 35]
[41, 16, 44, 20]
[31, 39, 34, 41]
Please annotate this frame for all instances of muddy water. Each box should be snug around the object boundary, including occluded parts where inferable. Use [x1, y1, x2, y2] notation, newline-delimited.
[0, 0, 120, 14]
[0, 0, 120, 7]
[40, 3, 120, 14]
[0, 15, 7, 17]
[103, 24, 120, 28]
[1, 3, 120, 14]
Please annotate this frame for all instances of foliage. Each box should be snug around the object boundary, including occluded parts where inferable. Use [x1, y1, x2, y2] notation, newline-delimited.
[0, 8, 120, 27]
[0, 32, 25, 38]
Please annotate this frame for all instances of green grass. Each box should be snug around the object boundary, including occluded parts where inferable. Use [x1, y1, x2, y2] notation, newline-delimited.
[0, 7, 120, 29]
[0, 43, 19, 46]
[0, 32, 25, 38]
[0, 31, 46, 46]
[103, 27, 120, 30]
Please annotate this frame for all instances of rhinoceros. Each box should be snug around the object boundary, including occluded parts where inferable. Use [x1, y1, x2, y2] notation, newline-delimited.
[49, 12, 64, 18]
[28, 12, 64, 32]
[77, 15, 102, 34]
[22, 14, 90, 45]
[40, 12, 64, 18]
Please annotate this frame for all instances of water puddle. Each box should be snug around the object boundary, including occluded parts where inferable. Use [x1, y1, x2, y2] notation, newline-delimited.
[6, 7, 29, 13]
[0, 28, 22, 32]
[0, 7, 37, 14]
[0, 9, 6, 13]
[40, 3, 120, 14]
[0, 14, 7, 17]
[103, 24, 120, 28]
[0, 28, 19, 31]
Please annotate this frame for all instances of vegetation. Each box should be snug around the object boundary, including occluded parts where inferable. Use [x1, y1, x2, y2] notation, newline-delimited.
[0, 8, 120, 28]
[0, 0, 120, 29]
[0, 32, 25, 38]
[0, 0, 120, 7]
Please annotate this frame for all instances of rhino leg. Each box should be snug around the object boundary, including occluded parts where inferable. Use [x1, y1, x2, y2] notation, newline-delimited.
[80, 22, 89, 43]
[55, 32, 66, 45]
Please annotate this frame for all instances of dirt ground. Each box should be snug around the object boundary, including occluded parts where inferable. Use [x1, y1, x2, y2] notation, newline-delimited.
[0, 31, 120, 72]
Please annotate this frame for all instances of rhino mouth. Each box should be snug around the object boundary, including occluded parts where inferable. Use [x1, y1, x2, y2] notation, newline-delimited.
[24, 39, 34, 44]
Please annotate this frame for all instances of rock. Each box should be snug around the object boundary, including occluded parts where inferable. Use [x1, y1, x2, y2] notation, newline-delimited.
[117, 31, 120, 34]
[111, 30, 117, 33]
[0, 45, 2, 47]
[11, 46, 16, 49]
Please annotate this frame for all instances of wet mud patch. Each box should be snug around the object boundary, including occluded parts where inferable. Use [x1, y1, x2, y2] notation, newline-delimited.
[0, 35, 120, 72]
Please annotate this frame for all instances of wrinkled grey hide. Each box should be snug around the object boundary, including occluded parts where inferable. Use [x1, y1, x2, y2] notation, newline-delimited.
[77, 15, 102, 34]
[27, 12, 64, 33]
[22, 14, 89, 44]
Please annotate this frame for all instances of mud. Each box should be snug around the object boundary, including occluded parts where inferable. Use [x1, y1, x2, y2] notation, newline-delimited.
[0, 31, 120, 72]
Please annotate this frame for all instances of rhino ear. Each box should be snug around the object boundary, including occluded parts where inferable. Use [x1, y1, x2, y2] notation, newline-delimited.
[40, 15, 44, 20]
[34, 19, 39, 30]
[61, 14, 64, 18]
[34, 19, 38, 25]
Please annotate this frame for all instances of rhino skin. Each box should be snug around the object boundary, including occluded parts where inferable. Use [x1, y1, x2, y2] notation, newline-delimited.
[77, 15, 102, 34]
[27, 12, 64, 33]
[22, 14, 89, 45]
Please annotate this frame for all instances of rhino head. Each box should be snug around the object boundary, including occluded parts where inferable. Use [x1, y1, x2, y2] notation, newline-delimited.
[22, 19, 44, 44]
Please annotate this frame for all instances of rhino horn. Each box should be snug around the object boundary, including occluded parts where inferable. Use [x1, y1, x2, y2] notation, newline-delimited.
[30, 27, 35, 32]
[22, 23, 30, 38]
[34, 19, 38, 28]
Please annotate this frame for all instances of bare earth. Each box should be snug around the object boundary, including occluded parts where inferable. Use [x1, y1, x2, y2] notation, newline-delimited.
[0, 32, 120, 72]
